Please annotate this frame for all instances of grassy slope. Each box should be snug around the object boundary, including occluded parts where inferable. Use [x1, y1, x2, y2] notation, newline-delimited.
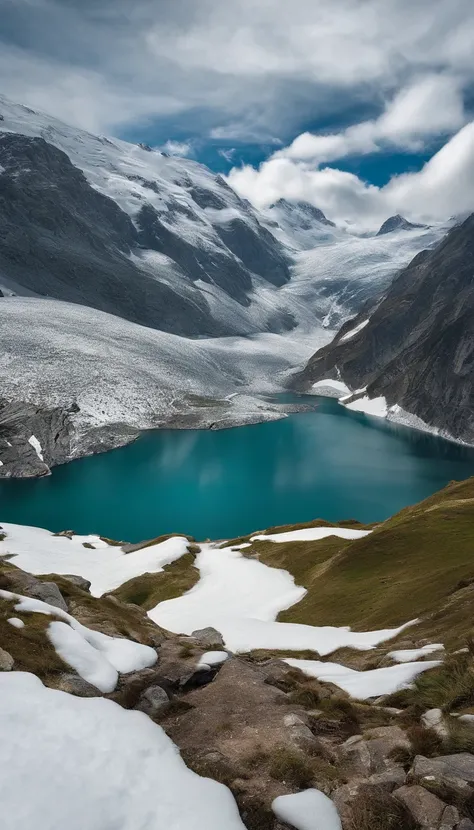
[238, 479, 474, 650]
[110, 552, 200, 611]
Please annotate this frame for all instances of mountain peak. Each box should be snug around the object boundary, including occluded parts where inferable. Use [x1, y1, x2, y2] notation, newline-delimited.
[376, 214, 426, 236]
[271, 198, 335, 227]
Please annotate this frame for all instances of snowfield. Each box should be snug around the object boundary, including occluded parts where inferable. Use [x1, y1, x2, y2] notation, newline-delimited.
[0, 522, 190, 597]
[0, 671, 246, 830]
[150, 541, 416, 656]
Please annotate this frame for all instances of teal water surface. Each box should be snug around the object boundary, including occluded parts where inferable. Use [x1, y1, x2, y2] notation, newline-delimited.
[1, 397, 474, 542]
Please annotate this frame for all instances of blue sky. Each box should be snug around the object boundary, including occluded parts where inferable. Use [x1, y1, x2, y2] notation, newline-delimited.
[0, 0, 473, 227]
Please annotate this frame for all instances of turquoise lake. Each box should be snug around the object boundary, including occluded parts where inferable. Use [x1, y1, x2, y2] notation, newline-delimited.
[1, 396, 474, 542]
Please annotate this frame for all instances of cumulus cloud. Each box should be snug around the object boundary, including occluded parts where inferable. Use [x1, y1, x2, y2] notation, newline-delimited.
[278, 75, 467, 163]
[227, 122, 474, 230]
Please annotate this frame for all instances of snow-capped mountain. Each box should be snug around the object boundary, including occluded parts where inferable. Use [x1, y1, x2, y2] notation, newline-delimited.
[260, 198, 339, 251]
[376, 214, 426, 236]
[0, 95, 292, 337]
[0, 94, 446, 339]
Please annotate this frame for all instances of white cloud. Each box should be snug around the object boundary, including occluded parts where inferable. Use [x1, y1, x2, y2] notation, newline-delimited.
[227, 121, 474, 230]
[160, 140, 192, 157]
[278, 75, 467, 163]
[0, 0, 473, 139]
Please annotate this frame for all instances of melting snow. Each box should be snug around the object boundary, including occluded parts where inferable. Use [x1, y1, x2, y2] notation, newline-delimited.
[251, 527, 371, 544]
[151, 543, 416, 655]
[339, 318, 369, 343]
[272, 789, 342, 830]
[388, 644, 444, 663]
[284, 658, 442, 699]
[7, 617, 25, 629]
[0, 589, 157, 692]
[0, 522, 189, 596]
[344, 395, 388, 418]
[197, 651, 229, 669]
[28, 434, 44, 461]
[0, 671, 246, 830]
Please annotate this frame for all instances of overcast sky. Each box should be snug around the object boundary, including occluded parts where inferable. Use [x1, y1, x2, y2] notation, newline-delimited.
[1, 0, 473, 228]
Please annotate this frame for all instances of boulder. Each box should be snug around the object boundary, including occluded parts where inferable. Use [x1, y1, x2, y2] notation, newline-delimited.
[409, 754, 474, 804]
[368, 767, 406, 792]
[135, 685, 170, 718]
[56, 673, 98, 697]
[439, 805, 460, 830]
[0, 647, 14, 671]
[394, 784, 446, 827]
[191, 627, 224, 648]
[340, 735, 372, 776]
[340, 726, 410, 775]
[364, 726, 411, 772]
[457, 820, 474, 830]
[60, 574, 92, 593]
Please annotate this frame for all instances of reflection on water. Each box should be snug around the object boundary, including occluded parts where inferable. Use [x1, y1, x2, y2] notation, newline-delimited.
[1, 396, 474, 542]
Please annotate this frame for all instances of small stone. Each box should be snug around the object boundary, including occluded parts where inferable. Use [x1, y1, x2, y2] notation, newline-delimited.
[394, 784, 446, 826]
[340, 736, 372, 776]
[368, 767, 406, 792]
[422, 708, 449, 738]
[0, 647, 14, 671]
[56, 674, 98, 697]
[135, 685, 170, 718]
[190, 627, 224, 647]
[60, 574, 91, 593]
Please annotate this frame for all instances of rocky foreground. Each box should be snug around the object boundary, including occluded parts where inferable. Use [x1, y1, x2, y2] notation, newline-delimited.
[2, 479, 474, 829]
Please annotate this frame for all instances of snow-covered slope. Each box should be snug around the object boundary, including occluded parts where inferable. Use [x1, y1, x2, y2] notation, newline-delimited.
[0, 94, 291, 336]
[0, 94, 447, 338]
[260, 198, 339, 251]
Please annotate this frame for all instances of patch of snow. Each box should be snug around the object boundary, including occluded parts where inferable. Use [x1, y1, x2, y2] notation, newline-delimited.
[0, 461, 3, 467]
[7, 617, 24, 629]
[48, 620, 118, 693]
[388, 644, 444, 663]
[197, 651, 229, 669]
[311, 379, 350, 398]
[344, 395, 388, 418]
[0, 588, 157, 691]
[339, 318, 369, 343]
[28, 434, 44, 461]
[0, 671, 246, 830]
[251, 527, 371, 544]
[0, 522, 190, 596]
[272, 789, 342, 830]
[150, 543, 416, 655]
[284, 658, 442, 699]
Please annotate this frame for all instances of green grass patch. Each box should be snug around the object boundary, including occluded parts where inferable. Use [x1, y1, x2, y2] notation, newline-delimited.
[110, 551, 199, 611]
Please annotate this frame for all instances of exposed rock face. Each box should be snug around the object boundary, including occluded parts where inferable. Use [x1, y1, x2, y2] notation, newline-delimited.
[0, 399, 76, 477]
[376, 214, 426, 235]
[0, 122, 291, 337]
[295, 214, 474, 443]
